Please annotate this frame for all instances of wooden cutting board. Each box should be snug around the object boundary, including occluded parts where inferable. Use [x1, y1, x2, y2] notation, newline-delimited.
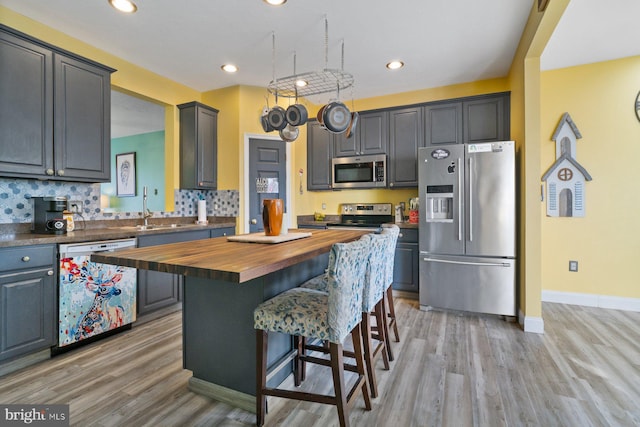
[226, 231, 312, 244]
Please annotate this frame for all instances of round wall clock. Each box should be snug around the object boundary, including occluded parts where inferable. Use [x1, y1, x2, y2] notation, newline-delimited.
[636, 91, 640, 122]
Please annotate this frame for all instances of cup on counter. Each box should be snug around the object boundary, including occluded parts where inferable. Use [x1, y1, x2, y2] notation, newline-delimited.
[262, 199, 283, 236]
[409, 210, 419, 224]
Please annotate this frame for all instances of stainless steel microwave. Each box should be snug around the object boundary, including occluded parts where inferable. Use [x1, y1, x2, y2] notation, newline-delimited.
[331, 154, 387, 189]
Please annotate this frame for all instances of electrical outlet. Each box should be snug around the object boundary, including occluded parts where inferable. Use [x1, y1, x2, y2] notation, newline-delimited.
[69, 201, 82, 214]
[322, 203, 326, 210]
[569, 260, 578, 272]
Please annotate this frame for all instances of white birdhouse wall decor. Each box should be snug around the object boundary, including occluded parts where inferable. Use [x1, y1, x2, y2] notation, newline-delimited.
[542, 113, 593, 217]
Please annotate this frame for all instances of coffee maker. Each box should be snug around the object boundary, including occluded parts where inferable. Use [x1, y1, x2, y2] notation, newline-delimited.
[32, 196, 68, 234]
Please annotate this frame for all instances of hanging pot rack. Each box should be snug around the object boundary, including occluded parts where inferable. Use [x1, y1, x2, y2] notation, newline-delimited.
[267, 16, 354, 99]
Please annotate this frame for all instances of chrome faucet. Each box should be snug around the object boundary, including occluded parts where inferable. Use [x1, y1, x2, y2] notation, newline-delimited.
[142, 186, 153, 226]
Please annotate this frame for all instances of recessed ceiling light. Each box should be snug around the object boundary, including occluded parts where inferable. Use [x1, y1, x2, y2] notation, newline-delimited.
[386, 60, 405, 70]
[295, 80, 308, 87]
[221, 64, 238, 73]
[108, 0, 137, 13]
[263, 0, 287, 5]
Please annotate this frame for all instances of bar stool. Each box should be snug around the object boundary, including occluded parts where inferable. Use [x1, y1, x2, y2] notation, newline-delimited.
[299, 233, 391, 398]
[254, 238, 372, 427]
[381, 225, 401, 347]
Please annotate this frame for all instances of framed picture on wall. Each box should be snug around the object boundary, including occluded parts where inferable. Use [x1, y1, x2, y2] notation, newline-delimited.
[116, 152, 136, 197]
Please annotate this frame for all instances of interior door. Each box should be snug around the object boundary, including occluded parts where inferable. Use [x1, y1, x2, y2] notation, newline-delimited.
[249, 138, 286, 233]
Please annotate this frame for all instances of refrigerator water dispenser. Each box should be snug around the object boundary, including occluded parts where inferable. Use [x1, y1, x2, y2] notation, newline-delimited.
[425, 185, 454, 222]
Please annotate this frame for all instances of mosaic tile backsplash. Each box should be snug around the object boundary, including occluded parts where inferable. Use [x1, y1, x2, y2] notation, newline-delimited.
[0, 178, 239, 224]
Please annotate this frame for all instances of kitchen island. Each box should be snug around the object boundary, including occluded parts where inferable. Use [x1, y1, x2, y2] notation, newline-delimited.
[91, 228, 366, 411]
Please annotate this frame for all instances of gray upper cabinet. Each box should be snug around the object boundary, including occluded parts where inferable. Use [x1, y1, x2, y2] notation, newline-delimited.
[306, 92, 510, 190]
[463, 95, 509, 144]
[423, 93, 510, 147]
[424, 102, 463, 145]
[0, 25, 114, 182]
[388, 107, 423, 188]
[179, 101, 219, 190]
[53, 54, 112, 181]
[307, 120, 333, 191]
[334, 111, 388, 157]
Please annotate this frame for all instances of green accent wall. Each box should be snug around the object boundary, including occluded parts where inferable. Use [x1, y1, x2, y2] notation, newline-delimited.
[101, 131, 166, 212]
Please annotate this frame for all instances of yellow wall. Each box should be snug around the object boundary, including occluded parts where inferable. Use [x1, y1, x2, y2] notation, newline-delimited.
[540, 56, 640, 298]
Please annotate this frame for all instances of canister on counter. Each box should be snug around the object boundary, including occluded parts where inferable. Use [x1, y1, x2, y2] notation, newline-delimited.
[63, 211, 75, 231]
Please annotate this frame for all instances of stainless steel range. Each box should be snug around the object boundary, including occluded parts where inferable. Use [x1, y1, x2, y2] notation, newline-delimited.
[326, 203, 393, 231]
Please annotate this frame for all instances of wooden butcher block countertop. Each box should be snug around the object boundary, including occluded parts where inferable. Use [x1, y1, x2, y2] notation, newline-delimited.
[91, 228, 367, 284]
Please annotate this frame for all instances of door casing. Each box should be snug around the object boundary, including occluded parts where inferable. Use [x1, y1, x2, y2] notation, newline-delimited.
[242, 133, 291, 234]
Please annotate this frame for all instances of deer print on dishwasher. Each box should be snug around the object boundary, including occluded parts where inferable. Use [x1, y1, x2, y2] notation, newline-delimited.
[61, 258, 127, 342]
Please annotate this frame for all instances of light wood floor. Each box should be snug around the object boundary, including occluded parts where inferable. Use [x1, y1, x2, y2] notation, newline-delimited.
[1, 299, 639, 426]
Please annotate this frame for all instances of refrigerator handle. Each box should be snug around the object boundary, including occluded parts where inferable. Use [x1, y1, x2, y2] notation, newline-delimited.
[423, 257, 511, 268]
[468, 157, 473, 242]
[457, 157, 462, 241]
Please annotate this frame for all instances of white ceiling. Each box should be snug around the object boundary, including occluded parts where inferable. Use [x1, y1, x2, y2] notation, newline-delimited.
[2, 0, 639, 137]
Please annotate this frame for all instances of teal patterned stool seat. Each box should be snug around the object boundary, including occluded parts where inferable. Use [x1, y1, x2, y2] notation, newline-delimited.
[254, 287, 331, 341]
[254, 238, 372, 427]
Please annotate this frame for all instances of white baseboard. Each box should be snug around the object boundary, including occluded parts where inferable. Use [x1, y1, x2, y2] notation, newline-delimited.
[542, 290, 640, 312]
[519, 309, 545, 334]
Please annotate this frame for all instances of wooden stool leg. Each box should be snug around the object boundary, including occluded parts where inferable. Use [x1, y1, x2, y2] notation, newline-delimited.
[351, 323, 372, 411]
[256, 330, 268, 426]
[329, 342, 350, 427]
[373, 301, 390, 370]
[386, 286, 400, 342]
[294, 335, 303, 386]
[381, 293, 395, 362]
[361, 312, 378, 398]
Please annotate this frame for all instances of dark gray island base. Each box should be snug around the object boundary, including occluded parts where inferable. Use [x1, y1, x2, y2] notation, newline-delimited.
[91, 229, 366, 411]
[183, 254, 328, 410]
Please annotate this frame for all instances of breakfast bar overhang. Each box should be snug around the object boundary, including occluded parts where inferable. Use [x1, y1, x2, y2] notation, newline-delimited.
[91, 229, 367, 411]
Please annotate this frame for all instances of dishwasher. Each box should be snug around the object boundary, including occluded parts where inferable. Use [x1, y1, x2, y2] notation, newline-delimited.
[57, 238, 137, 349]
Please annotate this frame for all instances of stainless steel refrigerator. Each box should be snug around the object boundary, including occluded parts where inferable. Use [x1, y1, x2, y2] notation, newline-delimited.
[418, 141, 516, 316]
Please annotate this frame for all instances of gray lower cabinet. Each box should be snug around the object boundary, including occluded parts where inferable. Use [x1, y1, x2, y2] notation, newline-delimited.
[388, 107, 424, 188]
[307, 120, 333, 190]
[210, 227, 235, 238]
[0, 25, 114, 182]
[0, 245, 56, 362]
[179, 102, 219, 190]
[392, 228, 419, 293]
[298, 224, 327, 230]
[137, 230, 211, 315]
